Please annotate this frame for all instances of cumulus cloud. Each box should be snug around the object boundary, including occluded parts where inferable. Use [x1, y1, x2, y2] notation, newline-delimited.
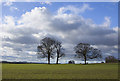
[1, 4, 118, 62]
[57, 4, 93, 15]
[113, 26, 119, 32]
[101, 17, 111, 27]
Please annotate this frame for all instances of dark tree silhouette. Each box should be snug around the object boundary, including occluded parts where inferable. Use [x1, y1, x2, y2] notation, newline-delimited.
[54, 40, 65, 64]
[74, 43, 102, 64]
[37, 37, 55, 64]
[105, 56, 118, 63]
[68, 60, 75, 64]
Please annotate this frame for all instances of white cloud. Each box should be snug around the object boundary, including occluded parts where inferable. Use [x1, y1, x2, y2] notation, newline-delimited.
[3, 16, 16, 32]
[1, 6, 118, 62]
[28, 51, 36, 55]
[102, 16, 111, 27]
[113, 26, 119, 32]
[80, 4, 93, 13]
[114, 45, 118, 49]
[4, 16, 15, 26]
[57, 4, 93, 15]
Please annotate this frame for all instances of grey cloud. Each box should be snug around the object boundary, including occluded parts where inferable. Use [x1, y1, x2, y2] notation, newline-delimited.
[51, 17, 82, 31]
[4, 35, 39, 44]
[2, 6, 118, 62]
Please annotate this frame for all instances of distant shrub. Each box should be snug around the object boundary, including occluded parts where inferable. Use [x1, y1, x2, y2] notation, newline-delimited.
[105, 56, 118, 63]
[101, 62, 104, 63]
[68, 60, 75, 64]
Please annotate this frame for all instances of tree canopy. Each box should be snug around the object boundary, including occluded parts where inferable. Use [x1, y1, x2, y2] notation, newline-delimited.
[37, 37, 55, 64]
[74, 43, 102, 64]
[37, 37, 65, 64]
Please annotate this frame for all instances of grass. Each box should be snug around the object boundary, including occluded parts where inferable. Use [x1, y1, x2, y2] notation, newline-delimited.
[2, 63, 118, 79]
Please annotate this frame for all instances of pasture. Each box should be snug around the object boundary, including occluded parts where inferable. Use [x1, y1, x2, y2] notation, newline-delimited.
[2, 63, 118, 79]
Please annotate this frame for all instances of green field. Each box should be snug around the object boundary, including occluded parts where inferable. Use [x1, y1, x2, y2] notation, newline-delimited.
[2, 63, 118, 79]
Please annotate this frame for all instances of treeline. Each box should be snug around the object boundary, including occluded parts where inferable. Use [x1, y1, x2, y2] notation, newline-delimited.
[1, 61, 48, 64]
[105, 56, 119, 63]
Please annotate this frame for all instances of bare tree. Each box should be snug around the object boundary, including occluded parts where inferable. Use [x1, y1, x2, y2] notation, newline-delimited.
[37, 37, 55, 64]
[54, 40, 65, 64]
[74, 43, 102, 64]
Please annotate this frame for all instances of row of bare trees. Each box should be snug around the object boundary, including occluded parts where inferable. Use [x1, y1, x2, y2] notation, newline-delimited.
[37, 37, 102, 64]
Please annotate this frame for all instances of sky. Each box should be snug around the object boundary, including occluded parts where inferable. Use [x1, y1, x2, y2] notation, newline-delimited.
[0, 2, 119, 63]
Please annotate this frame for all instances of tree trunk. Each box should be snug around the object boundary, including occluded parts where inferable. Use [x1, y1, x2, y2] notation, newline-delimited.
[48, 52, 50, 64]
[84, 56, 87, 65]
[85, 59, 86, 65]
[56, 57, 59, 64]
[56, 51, 59, 64]
[48, 57, 50, 64]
